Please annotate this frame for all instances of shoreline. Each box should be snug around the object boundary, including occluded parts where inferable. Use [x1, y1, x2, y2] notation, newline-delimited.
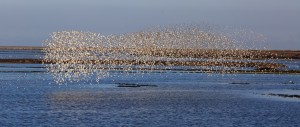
[1, 58, 300, 74]
[0, 46, 299, 74]
[0, 46, 43, 50]
[1, 46, 299, 59]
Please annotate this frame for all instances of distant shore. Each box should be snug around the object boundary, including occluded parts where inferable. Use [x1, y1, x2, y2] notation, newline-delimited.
[0, 46, 299, 74]
[1, 46, 299, 59]
[0, 46, 43, 50]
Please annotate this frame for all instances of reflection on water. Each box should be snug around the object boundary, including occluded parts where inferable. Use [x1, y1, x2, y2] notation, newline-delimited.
[1, 67, 300, 126]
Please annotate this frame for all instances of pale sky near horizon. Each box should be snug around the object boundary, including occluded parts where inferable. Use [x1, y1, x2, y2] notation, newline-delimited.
[0, 0, 299, 50]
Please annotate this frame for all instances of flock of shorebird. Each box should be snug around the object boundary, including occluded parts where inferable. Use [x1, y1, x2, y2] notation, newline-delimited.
[43, 25, 268, 84]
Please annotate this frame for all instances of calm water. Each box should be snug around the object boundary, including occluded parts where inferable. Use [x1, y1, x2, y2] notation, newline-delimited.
[0, 50, 300, 126]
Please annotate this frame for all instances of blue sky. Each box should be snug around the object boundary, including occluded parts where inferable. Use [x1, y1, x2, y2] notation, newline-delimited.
[0, 0, 299, 49]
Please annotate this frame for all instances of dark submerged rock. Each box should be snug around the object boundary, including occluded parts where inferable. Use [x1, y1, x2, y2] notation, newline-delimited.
[231, 82, 250, 85]
[117, 83, 157, 88]
[267, 93, 300, 99]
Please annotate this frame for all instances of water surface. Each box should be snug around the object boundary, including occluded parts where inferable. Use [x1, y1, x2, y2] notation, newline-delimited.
[0, 50, 300, 126]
